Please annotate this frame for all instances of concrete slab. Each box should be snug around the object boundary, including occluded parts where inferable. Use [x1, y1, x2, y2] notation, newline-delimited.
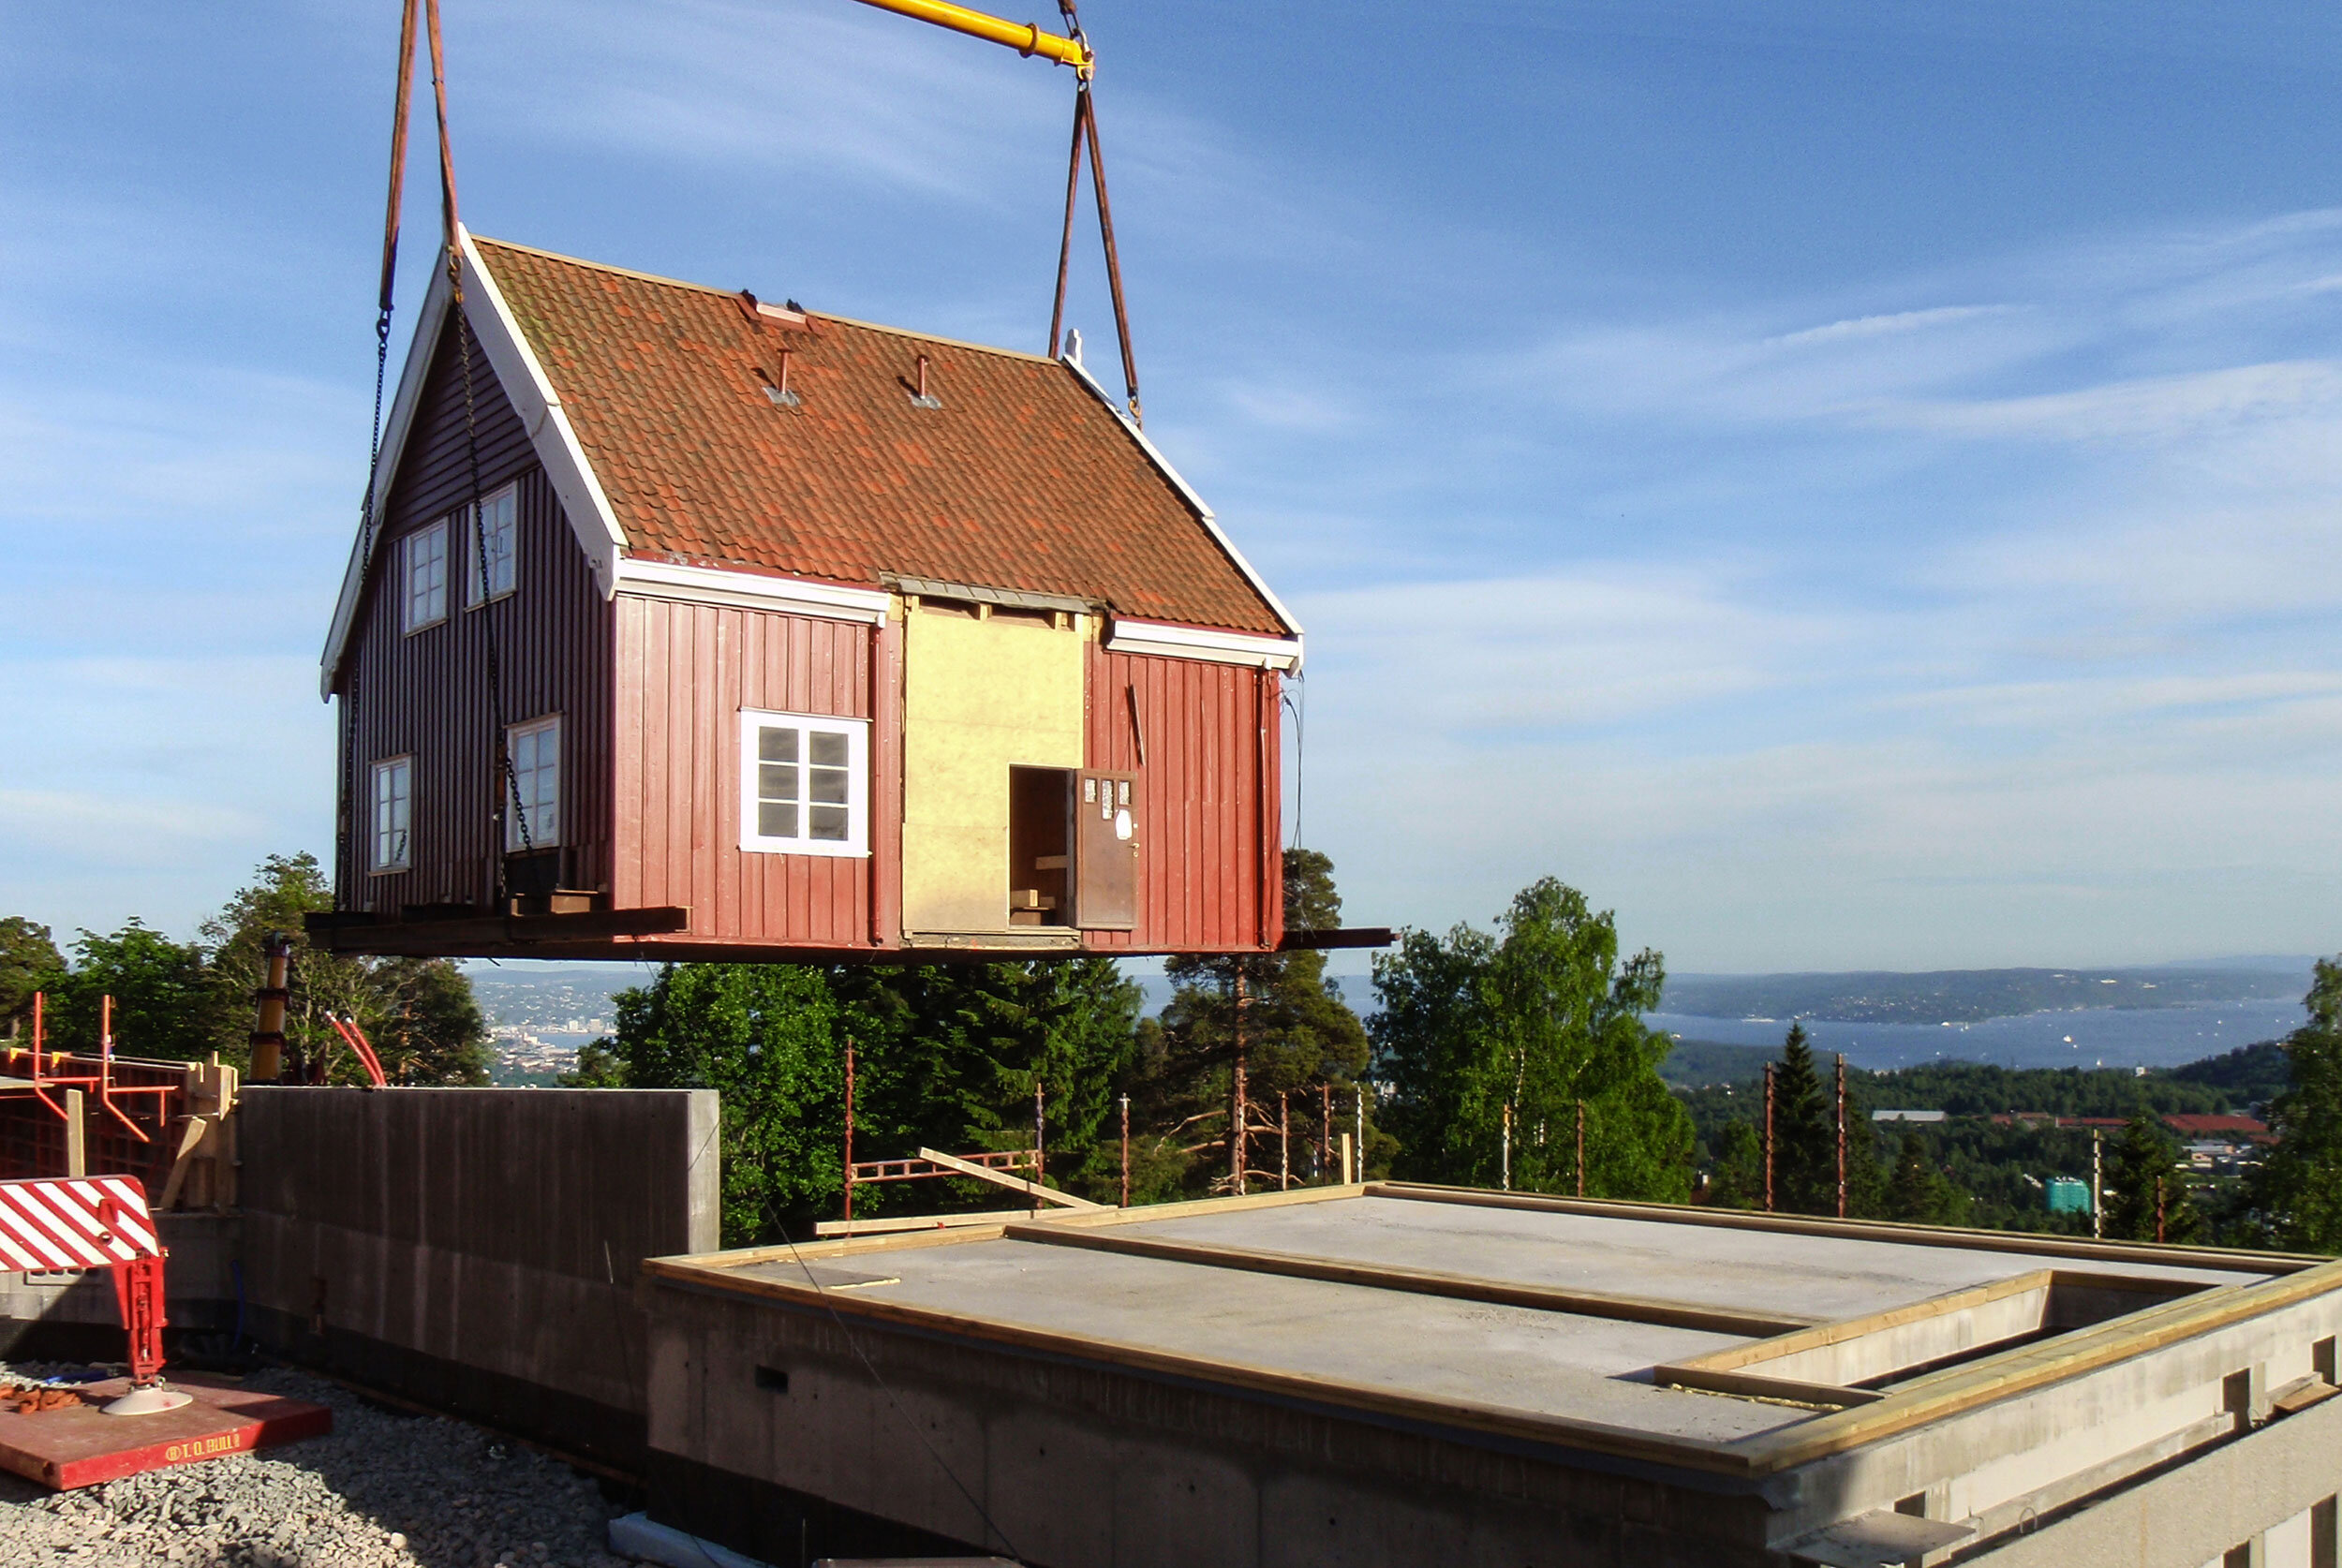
[1116, 1197, 2261, 1322]
[734, 1238, 1802, 1442]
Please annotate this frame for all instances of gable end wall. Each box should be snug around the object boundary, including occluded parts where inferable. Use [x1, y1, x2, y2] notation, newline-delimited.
[335, 309, 615, 913]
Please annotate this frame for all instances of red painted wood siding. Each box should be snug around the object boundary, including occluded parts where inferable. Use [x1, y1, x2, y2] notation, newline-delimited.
[611, 596, 875, 946]
[1083, 647, 1283, 952]
[334, 311, 614, 912]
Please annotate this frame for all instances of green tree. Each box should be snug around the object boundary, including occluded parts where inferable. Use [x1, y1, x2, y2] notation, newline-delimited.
[611, 964, 844, 1247]
[43, 923, 211, 1060]
[1145, 850, 1374, 1197]
[1768, 1024, 1836, 1214]
[2103, 1112, 2200, 1243]
[1373, 877, 1694, 1201]
[1885, 1130, 1970, 1227]
[833, 956, 1142, 1203]
[0, 917, 64, 1033]
[199, 853, 489, 1084]
[2254, 958, 2342, 1252]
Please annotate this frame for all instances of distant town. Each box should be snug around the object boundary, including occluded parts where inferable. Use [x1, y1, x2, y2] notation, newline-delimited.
[465, 965, 634, 1083]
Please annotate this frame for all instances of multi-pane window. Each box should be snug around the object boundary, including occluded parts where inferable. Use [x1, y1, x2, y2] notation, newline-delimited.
[504, 716, 561, 851]
[403, 520, 448, 632]
[371, 756, 412, 872]
[466, 483, 517, 606]
[739, 710, 867, 857]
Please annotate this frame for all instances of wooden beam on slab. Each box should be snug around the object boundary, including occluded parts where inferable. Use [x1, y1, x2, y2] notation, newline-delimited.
[813, 1209, 1039, 1238]
[917, 1146, 1101, 1208]
[1000, 1223, 1817, 1337]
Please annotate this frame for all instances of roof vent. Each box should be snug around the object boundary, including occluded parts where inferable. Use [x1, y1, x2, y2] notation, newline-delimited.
[910, 354, 942, 411]
[763, 348, 800, 408]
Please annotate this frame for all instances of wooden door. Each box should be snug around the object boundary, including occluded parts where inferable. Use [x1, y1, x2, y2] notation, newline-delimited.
[1075, 770, 1138, 930]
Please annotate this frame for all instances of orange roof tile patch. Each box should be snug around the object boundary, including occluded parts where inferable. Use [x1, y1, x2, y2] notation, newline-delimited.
[474, 237, 1289, 636]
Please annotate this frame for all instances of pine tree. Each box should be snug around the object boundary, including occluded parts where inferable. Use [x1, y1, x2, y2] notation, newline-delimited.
[2254, 958, 2342, 1251]
[2104, 1112, 2200, 1243]
[1147, 850, 1372, 1196]
[1771, 1023, 1835, 1214]
[1885, 1130, 1968, 1227]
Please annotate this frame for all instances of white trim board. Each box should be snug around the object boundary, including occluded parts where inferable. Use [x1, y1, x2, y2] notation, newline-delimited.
[319, 225, 630, 697]
[1104, 618, 1302, 671]
[613, 558, 889, 623]
[1059, 349, 1305, 648]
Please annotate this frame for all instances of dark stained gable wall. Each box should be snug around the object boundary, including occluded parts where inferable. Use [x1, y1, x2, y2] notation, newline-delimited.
[335, 310, 615, 913]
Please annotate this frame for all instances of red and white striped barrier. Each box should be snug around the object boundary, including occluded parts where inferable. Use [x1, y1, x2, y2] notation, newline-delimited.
[0, 1176, 158, 1272]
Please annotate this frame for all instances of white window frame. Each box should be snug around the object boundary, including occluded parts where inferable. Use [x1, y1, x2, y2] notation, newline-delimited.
[402, 520, 449, 633]
[465, 482, 519, 608]
[370, 756, 413, 873]
[739, 709, 869, 858]
[504, 715, 562, 851]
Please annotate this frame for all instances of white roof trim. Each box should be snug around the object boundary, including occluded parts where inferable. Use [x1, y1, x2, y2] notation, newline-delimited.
[1105, 618, 1302, 672]
[613, 558, 890, 623]
[1059, 350, 1305, 645]
[319, 225, 631, 697]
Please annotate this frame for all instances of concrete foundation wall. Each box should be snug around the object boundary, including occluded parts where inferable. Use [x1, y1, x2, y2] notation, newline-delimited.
[1966, 1392, 2342, 1568]
[240, 1087, 719, 1470]
[0, 1212, 241, 1359]
[644, 1282, 1777, 1568]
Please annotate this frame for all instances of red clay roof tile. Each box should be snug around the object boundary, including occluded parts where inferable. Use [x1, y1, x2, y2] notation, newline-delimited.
[474, 237, 1289, 636]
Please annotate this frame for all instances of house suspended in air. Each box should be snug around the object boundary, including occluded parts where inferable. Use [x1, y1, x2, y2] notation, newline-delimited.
[312, 230, 1311, 962]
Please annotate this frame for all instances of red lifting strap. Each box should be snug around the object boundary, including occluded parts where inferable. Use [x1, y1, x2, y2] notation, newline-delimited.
[377, 0, 462, 326]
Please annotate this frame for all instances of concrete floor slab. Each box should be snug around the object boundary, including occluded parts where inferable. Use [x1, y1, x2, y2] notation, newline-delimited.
[1114, 1197, 2260, 1321]
[737, 1239, 1804, 1442]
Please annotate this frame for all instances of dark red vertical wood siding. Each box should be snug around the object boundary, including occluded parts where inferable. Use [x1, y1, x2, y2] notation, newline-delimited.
[610, 596, 873, 946]
[334, 310, 614, 913]
[1083, 647, 1282, 952]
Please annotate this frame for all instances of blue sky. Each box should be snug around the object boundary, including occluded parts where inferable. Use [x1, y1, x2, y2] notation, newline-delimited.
[7, 2, 2342, 971]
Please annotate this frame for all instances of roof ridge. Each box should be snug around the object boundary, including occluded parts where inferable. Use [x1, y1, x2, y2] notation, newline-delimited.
[471, 233, 1058, 365]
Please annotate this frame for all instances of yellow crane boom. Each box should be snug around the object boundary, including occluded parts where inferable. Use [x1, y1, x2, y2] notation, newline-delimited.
[848, 0, 1092, 72]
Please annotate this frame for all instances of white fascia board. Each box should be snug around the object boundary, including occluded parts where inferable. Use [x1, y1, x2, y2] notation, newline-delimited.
[455, 227, 629, 598]
[1105, 618, 1302, 672]
[613, 558, 890, 623]
[319, 258, 456, 698]
[318, 226, 634, 696]
[1059, 351, 1306, 645]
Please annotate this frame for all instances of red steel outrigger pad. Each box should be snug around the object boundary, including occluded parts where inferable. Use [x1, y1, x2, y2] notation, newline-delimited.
[0, 1176, 190, 1416]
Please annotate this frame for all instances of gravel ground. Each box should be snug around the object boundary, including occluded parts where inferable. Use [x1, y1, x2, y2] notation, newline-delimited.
[0, 1365, 639, 1568]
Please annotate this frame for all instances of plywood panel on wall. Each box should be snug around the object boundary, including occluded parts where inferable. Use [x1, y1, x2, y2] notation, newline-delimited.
[900, 606, 1086, 935]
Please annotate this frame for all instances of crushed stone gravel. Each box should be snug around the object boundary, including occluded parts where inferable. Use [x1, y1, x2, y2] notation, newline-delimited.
[0, 1365, 640, 1568]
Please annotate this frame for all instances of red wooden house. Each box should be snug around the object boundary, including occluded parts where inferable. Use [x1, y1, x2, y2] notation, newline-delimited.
[313, 229, 1303, 961]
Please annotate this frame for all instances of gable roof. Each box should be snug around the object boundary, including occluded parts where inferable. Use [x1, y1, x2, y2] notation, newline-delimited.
[322, 229, 1296, 694]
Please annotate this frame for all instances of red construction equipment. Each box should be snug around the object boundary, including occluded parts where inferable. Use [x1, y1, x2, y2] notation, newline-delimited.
[0, 1174, 187, 1415]
[0, 994, 180, 1146]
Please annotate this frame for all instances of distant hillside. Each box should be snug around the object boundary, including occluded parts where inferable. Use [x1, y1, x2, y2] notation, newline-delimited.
[1659, 965, 2307, 1025]
[1656, 1039, 1781, 1088]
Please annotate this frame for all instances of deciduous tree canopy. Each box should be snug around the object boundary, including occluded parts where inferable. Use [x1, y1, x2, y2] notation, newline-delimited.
[1371, 878, 1694, 1201]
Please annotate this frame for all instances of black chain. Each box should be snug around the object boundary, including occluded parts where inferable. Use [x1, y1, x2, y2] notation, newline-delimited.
[455, 304, 534, 872]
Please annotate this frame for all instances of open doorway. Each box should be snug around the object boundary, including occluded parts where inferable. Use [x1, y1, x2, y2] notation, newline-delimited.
[1008, 767, 1074, 925]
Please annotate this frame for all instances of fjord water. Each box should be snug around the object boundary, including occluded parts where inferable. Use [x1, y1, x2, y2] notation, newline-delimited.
[1643, 999, 2306, 1072]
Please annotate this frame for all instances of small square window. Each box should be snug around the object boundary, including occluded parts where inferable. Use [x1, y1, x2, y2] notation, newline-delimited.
[739, 710, 867, 857]
[403, 522, 448, 632]
[504, 716, 560, 851]
[466, 483, 518, 606]
[371, 756, 412, 872]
